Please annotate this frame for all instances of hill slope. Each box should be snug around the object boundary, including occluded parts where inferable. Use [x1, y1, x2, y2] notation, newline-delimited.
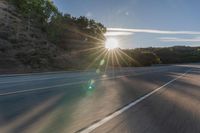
[0, 1, 104, 73]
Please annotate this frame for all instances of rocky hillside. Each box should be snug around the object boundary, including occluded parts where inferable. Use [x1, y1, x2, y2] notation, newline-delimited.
[0, 1, 75, 73]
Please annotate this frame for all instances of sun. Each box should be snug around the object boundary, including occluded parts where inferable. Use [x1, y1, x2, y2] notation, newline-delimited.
[105, 38, 119, 50]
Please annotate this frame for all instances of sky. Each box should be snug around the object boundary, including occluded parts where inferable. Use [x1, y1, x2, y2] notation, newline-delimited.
[52, 0, 200, 48]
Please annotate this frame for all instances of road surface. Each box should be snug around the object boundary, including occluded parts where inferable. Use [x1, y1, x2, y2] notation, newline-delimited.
[0, 64, 200, 133]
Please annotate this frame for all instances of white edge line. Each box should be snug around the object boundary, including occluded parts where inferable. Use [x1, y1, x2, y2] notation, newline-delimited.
[78, 69, 191, 133]
[0, 81, 86, 96]
[0, 69, 93, 78]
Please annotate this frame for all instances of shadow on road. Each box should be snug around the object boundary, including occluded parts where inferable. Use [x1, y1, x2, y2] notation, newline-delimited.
[0, 65, 199, 133]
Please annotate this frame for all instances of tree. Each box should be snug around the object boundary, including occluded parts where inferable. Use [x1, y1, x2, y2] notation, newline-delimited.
[9, 0, 59, 29]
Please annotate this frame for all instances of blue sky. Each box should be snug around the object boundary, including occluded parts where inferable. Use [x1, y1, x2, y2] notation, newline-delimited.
[52, 0, 200, 48]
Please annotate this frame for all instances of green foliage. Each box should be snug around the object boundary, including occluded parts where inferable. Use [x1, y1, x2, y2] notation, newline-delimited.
[150, 46, 200, 64]
[10, 0, 106, 51]
[127, 46, 200, 66]
[47, 14, 106, 51]
[117, 46, 200, 67]
[9, 0, 59, 26]
[122, 49, 161, 67]
[134, 51, 161, 66]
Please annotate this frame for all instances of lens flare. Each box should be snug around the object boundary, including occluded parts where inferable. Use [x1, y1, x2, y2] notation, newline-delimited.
[105, 38, 119, 50]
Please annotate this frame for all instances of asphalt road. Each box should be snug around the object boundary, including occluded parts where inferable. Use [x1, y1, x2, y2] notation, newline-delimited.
[0, 64, 199, 133]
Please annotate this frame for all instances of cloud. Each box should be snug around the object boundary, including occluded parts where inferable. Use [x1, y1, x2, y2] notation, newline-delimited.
[160, 37, 200, 42]
[107, 28, 200, 35]
[104, 31, 133, 36]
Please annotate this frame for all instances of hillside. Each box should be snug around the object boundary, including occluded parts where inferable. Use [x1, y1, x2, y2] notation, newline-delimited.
[122, 46, 200, 66]
[0, 0, 105, 73]
[0, 1, 65, 73]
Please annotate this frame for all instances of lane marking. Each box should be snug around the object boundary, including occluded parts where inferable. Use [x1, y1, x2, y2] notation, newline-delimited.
[0, 68, 172, 96]
[0, 81, 86, 96]
[77, 69, 192, 133]
[0, 73, 93, 84]
[0, 69, 88, 78]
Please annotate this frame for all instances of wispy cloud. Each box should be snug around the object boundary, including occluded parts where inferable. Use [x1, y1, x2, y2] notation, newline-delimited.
[105, 31, 133, 36]
[107, 28, 200, 36]
[160, 37, 200, 42]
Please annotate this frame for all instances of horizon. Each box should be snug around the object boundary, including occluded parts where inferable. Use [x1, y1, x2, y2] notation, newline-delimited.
[52, 0, 200, 49]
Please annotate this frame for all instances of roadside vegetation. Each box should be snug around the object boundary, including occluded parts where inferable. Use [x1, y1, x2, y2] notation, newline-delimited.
[9, 0, 106, 50]
[122, 46, 200, 67]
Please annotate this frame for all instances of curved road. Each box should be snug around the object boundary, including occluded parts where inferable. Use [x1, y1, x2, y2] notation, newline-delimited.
[0, 64, 200, 133]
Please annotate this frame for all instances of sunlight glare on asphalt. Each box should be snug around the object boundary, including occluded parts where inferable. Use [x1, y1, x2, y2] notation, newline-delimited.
[88, 79, 95, 90]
